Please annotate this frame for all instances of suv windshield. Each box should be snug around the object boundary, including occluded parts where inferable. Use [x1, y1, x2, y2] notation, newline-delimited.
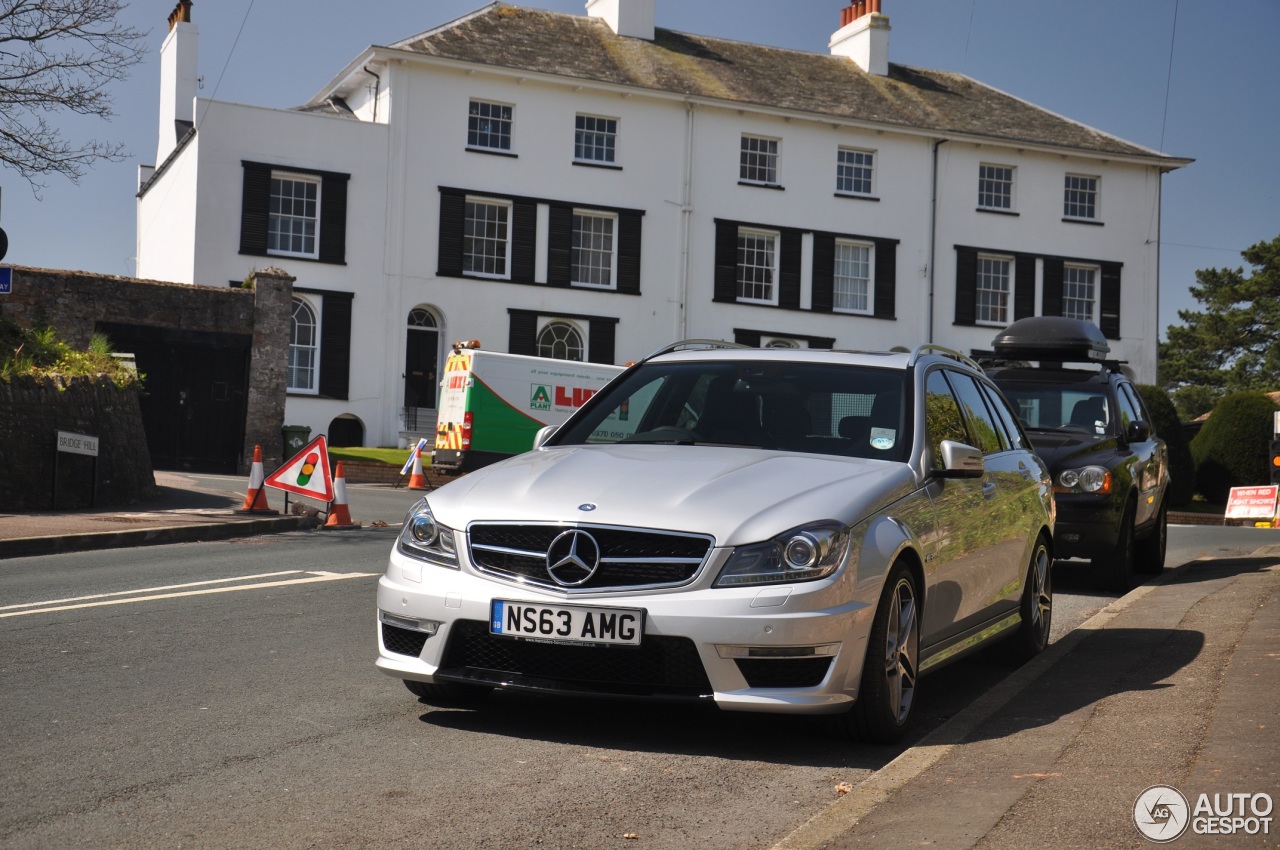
[998, 383, 1111, 438]
[553, 359, 911, 462]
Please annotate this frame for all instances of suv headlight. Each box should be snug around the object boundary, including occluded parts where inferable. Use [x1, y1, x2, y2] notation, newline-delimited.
[715, 522, 850, 587]
[397, 500, 459, 568]
[1055, 466, 1111, 494]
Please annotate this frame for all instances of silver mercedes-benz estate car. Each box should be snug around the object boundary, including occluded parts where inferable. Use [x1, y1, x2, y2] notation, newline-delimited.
[377, 341, 1054, 742]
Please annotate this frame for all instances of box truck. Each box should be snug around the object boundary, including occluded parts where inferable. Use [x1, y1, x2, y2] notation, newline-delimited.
[432, 342, 625, 472]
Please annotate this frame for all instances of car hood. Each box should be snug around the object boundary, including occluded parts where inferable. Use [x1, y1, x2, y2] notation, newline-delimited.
[1025, 431, 1120, 470]
[426, 444, 918, 546]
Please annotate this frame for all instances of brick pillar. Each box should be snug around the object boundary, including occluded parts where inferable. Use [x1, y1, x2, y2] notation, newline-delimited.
[243, 267, 294, 471]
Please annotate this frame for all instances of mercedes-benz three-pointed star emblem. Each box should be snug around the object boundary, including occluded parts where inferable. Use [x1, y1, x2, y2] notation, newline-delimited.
[546, 529, 601, 587]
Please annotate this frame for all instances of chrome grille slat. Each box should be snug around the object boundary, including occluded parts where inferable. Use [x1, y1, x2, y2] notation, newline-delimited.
[467, 522, 713, 592]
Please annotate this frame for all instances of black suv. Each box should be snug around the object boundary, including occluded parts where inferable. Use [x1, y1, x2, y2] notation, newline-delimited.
[985, 317, 1168, 591]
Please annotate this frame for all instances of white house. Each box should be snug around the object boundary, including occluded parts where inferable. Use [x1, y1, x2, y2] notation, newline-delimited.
[136, 0, 1190, 450]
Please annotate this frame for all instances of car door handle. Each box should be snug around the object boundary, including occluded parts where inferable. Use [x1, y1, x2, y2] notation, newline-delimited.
[982, 481, 997, 499]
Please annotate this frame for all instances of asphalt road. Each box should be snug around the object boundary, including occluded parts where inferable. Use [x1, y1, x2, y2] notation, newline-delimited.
[1, 504, 1272, 849]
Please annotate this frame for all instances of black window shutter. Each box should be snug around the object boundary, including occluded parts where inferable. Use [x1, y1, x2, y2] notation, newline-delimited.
[617, 211, 642, 295]
[437, 190, 465, 278]
[779, 229, 802, 310]
[811, 234, 834, 314]
[873, 239, 897, 319]
[1014, 253, 1035, 320]
[318, 174, 349, 265]
[734, 330, 763, 347]
[512, 201, 537, 283]
[318, 293, 352, 400]
[1042, 257, 1064, 317]
[954, 247, 977, 326]
[1100, 262, 1122, 339]
[239, 162, 271, 257]
[588, 320, 616, 364]
[713, 221, 738, 303]
[508, 311, 537, 355]
[548, 204, 572, 287]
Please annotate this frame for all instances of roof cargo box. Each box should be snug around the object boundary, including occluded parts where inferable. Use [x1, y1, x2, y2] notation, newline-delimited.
[991, 317, 1110, 362]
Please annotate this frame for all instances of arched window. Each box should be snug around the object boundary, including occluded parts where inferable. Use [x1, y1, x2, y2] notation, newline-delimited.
[537, 322, 584, 362]
[764, 337, 799, 349]
[408, 308, 437, 329]
[289, 298, 318, 392]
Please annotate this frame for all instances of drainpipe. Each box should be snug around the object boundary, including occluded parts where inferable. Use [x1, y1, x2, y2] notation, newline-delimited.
[927, 138, 947, 344]
[364, 64, 381, 122]
[678, 100, 696, 341]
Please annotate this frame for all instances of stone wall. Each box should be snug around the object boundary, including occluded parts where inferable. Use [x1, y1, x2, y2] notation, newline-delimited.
[0, 266, 291, 472]
[0, 376, 157, 511]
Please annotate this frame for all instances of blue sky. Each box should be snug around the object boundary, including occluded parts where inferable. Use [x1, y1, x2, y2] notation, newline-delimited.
[3, 0, 1276, 339]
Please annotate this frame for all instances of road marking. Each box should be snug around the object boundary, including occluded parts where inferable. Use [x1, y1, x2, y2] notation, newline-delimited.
[0, 571, 377, 618]
[0, 570, 306, 611]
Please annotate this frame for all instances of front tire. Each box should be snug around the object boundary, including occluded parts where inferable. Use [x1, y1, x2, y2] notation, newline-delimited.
[1135, 501, 1167, 575]
[1097, 500, 1136, 593]
[833, 563, 920, 744]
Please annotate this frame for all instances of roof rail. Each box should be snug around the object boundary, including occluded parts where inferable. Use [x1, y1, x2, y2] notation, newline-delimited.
[639, 338, 750, 363]
[909, 343, 983, 372]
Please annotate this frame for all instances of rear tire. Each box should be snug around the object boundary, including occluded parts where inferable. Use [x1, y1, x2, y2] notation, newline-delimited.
[999, 536, 1052, 664]
[1135, 501, 1167, 575]
[403, 679, 492, 708]
[831, 563, 919, 744]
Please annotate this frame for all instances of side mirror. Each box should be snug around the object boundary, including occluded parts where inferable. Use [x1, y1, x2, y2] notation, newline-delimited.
[532, 424, 558, 450]
[937, 440, 985, 478]
[1125, 420, 1151, 443]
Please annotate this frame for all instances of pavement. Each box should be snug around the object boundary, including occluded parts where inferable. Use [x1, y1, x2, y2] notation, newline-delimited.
[2, 473, 1278, 848]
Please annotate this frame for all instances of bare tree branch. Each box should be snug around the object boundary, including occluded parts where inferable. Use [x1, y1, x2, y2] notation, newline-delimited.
[0, 0, 148, 197]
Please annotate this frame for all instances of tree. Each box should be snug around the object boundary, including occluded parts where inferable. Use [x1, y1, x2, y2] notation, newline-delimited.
[1159, 235, 1280, 420]
[0, 0, 147, 196]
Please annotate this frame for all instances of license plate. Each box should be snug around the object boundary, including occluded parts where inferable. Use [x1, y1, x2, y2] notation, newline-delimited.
[490, 600, 644, 647]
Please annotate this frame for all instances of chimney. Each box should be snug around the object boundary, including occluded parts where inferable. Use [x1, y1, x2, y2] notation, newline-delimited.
[585, 0, 656, 41]
[156, 0, 199, 165]
[830, 0, 890, 76]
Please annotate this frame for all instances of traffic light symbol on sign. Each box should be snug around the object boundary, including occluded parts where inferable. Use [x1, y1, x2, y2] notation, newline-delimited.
[1270, 440, 1280, 485]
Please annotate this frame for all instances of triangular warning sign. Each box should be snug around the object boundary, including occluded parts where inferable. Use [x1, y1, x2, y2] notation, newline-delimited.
[265, 435, 335, 502]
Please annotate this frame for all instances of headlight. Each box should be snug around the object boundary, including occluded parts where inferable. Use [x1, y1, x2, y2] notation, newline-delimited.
[397, 500, 459, 568]
[715, 522, 850, 587]
[1055, 465, 1111, 494]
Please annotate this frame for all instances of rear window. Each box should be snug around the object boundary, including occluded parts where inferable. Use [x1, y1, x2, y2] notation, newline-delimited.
[555, 360, 911, 461]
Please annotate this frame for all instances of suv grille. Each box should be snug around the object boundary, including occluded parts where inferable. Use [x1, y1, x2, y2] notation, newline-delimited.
[467, 523, 712, 591]
[438, 620, 712, 699]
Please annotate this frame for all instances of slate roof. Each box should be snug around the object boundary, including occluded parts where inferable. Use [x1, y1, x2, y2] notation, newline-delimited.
[376, 2, 1177, 162]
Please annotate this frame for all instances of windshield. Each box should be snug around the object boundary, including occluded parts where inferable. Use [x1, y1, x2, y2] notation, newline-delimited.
[552, 359, 910, 462]
[999, 385, 1111, 437]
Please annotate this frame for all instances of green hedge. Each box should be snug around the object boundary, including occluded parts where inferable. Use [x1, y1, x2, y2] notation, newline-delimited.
[1189, 391, 1279, 503]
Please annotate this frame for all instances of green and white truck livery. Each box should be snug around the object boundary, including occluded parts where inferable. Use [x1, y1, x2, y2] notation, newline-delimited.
[432, 343, 624, 472]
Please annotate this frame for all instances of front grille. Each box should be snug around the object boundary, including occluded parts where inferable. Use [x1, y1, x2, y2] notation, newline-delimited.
[735, 658, 833, 689]
[468, 523, 713, 591]
[438, 620, 713, 699]
[382, 624, 430, 658]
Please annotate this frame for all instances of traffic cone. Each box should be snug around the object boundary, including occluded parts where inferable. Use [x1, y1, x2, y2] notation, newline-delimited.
[407, 444, 430, 491]
[236, 445, 277, 514]
[323, 462, 361, 529]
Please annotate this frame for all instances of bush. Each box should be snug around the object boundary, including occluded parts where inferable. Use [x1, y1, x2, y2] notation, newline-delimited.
[1189, 391, 1280, 503]
[0, 311, 138, 388]
[1137, 384, 1195, 507]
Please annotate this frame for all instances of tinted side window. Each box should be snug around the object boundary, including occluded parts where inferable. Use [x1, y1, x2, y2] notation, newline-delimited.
[1119, 383, 1152, 435]
[979, 381, 1026, 450]
[1114, 381, 1141, 433]
[925, 371, 968, 465]
[946, 371, 1004, 454]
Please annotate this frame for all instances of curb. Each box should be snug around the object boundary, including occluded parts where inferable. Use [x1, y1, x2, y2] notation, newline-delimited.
[0, 515, 319, 560]
[770, 562, 1190, 850]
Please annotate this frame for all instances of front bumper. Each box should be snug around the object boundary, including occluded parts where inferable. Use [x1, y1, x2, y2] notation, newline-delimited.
[1051, 496, 1123, 560]
[376, 546, 875, 714]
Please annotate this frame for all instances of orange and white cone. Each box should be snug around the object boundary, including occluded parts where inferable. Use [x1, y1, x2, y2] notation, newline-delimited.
[407, 445, 430, 491]
[236, 445, 277, 514]
[323, 462, 360, 529]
